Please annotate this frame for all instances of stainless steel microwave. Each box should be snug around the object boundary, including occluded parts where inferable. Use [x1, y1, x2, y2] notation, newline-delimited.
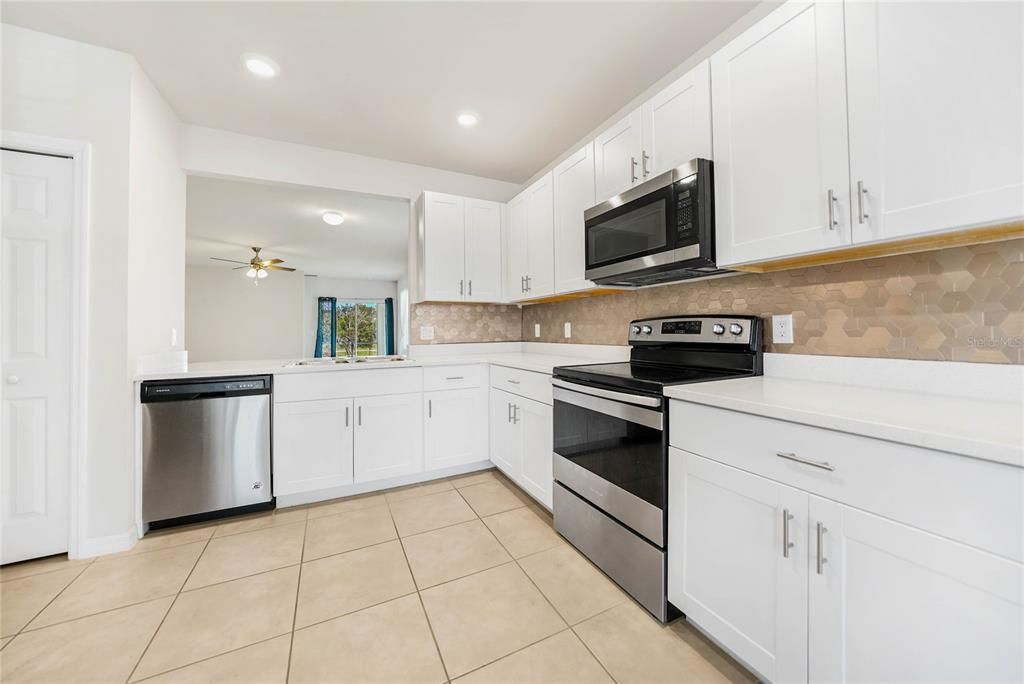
[584, 158, 723, 287]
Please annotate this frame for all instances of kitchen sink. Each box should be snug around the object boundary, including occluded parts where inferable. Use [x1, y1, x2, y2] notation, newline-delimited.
[286, 355, 408, 367]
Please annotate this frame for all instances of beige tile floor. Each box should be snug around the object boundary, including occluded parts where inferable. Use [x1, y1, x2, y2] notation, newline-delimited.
[0, 468, 755, 684]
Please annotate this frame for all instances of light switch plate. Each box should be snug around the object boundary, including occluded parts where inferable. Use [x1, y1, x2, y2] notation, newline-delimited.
[772, 314, 794, 344]
[564, 322, 572, 339]
[534, 323, 541, 338]
[420, 325, 434, 341]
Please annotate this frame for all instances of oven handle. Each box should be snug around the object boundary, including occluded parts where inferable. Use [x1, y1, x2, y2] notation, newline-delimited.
[551, 378, 662, 408]
[552, 385, 663, 431]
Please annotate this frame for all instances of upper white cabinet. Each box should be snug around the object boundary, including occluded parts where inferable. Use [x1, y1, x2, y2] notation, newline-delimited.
[553, 143, 596, 294]
[594, 61, 713, 203]
[712, 1, 852, 267]
[641, 60, 713, 179]
[845, 1, 1024, 244]
[419, 192, 503, 302]
[507, 172, 555, 301]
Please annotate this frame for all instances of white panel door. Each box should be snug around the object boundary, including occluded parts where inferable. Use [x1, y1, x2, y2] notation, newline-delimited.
[669, 450, 808, 684]
[506, 193, 529, 300]
[515, 397, 552, 509]
[353, 392, 423, 483]
[553, 143, 596, 294]
[273, 399, 353, 496]
[424, 388, 486, 470]
[809, 497, 1023, 683]
[712, 1, 851, 267]
[846, 1, 1024, 244]
[489, 388, 520, 478]
[422, 192, 466, 301]
[641, 60, 713, 177]
[525, 172, 555, 298]
[464, 198, 502, 302]
[2, 150, 73, 564]
[594, 108, 643, 202]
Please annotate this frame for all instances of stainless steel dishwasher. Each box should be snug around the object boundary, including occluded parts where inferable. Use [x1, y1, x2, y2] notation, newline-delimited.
[141, 375, 273, 526]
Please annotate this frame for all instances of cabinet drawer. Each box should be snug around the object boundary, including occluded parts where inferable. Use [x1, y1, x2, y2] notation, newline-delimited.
[489, 365, 552, 405]
[670, 400, 1024, 562]
[275, 367, 423, 403]
[423, 364, 484, 391]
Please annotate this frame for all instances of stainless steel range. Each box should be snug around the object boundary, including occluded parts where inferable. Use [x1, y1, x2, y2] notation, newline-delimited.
[551, 315, 763, 621]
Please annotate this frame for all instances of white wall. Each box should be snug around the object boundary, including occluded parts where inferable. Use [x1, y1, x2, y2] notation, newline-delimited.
[2, 24, 136, 543]
[186, 265, 306, 362]
[127, 62, 186, 370]
[302, 276, 399, 357]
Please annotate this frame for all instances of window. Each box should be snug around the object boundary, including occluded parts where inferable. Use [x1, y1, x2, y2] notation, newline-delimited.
[335, 301, 385, 357]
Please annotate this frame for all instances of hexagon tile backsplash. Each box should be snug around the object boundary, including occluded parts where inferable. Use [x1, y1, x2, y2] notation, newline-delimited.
[522, 238, 1024, 364]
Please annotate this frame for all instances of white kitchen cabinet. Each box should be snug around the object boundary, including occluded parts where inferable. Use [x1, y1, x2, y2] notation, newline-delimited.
[712, 1, 852, 267]
[641, 61, 712, 178]
[669, 449, 807, 683]
[419, 192, 503, 302]
[845, 1, 1024, 244]
[273, 399, 354, 496]
[507, 172, 555, 301]
[488, 387, 553, 509]
[808, 497, 1023, 683]
[489, 388, 520, 476]
[552, 143, 596, 295]
[594, 108, 643, 203]
[353, 392, 423, 483]
[424, 388, 487, 470]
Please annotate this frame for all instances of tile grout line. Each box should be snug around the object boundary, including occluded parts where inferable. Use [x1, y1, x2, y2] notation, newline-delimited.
[7, 560, 94, 639]
[129, 632, 290, 684]
[0, 555, 96, 585]
[284, 513, 309, 684]
[123, 533, 214, 684]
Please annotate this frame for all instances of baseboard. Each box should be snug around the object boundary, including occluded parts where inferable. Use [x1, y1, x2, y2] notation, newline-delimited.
[275, 460, 494, 508]
[74, 527, 138, 559]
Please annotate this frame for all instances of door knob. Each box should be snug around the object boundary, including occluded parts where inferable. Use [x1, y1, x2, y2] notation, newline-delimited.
[6, 375, 19, 385]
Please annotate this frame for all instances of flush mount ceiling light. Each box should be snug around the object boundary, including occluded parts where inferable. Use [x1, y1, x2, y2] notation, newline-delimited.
[322, 211, 345, 226]
[243, 53, 279, 78]
[457, 111, 479, 127]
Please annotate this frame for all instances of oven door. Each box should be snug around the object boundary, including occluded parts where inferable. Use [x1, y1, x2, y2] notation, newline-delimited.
[551, 380, 665, 546]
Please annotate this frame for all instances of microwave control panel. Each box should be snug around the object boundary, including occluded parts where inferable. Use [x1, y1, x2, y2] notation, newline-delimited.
[674, 176, 698, 246]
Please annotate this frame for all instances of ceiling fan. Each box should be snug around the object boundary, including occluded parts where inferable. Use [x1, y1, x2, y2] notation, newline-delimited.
[210, 247, 296, 284]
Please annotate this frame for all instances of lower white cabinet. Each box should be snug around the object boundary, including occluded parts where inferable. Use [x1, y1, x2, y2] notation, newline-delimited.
[489, 387, 553, 509]
[273, 399, 354, 496]
[353, 392, 423, 483]
[424, 388, 486, 470]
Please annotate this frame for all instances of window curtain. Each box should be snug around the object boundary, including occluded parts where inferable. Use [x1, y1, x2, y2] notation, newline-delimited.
[314, 297, 337, 357]
[384, 297, 396, 356]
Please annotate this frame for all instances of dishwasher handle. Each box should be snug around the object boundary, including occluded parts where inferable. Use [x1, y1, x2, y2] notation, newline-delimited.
[141, 375, 272, 402]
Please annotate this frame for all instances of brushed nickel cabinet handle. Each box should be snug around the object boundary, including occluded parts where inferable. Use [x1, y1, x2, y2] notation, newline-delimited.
[816, 521, 828, 575]
[468, 280, 472, 296]
[857, 180, 869, 224]
[345, 406, 349, 427]
[642, 150, 650, 177]
[630, 156, 638, 183]
[507, 401, 513, 423]
[428, 399, 432, 418]
[445, 376, 464, 381]
[358, 406, 362, 426]
[782, 508, 795, 558]
[776, 451, 835, 472]
[827, 189, 839, 230]
[459, 280, 464, 296]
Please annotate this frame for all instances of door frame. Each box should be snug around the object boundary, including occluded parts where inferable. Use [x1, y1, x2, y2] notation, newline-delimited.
[2, 130, 92, 559]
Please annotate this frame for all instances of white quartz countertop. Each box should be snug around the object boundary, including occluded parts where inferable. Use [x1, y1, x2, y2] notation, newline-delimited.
[665, 375, 1023, 467]
[135, 351, 597, 381]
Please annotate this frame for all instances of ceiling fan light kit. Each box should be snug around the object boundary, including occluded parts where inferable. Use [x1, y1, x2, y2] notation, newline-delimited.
[210, 246, 297, 284]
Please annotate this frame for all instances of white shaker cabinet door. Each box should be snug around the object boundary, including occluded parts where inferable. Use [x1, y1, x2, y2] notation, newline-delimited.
[668, 449, 808, 684]
[809, 497, 1023, 683]
[273, 399, 354, 496]
[353, 392, 423, 483]
[594, 107, 643, 203]
[712, 1, 851, 267]
[464, 198, 503, 302]
[424, 388, 487, 470]
[516, 397, 553, 510]
[845, 1, 1024, 244]
[422, 192, 466, 301]
[525, 172, 555, 298]
[553, 143, 596, 295]
[489, 388, 521, 478]
[506, 193, 530, 301]
[641, 60, 712, 177]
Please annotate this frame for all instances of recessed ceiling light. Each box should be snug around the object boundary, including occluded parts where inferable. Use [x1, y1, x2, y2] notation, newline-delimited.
[457, 112, 479, 127]
[243, 54, 279, 78]
[322, 211, 345, 226]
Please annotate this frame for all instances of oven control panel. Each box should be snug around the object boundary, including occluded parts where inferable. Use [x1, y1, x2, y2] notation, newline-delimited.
[628, 316, 758, 345]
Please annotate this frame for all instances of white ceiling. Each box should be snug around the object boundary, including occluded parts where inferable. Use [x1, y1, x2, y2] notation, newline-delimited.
[3, 1, 756, 182]
[186, 175, 409, 280]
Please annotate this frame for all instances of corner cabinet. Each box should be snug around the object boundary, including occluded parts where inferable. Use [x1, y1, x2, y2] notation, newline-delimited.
[419, 191, 503, 302]
[506, 172, 555, 301]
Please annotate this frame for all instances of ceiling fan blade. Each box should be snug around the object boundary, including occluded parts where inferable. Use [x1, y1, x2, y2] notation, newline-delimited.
[266, 265, 296, 272]
[260, 258, 284, 266]
[232, 266, 249, 270]
[210, 257, 250, 265]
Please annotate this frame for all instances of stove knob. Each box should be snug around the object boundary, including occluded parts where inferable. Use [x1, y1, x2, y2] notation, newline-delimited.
[730, 323, 744, 336]
[712, 323, 726, 335]
[641, 325, 653, 335]
[631, 325, 642, 335]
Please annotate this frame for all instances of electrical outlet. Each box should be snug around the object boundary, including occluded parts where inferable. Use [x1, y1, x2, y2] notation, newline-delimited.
[772, 314, 794, 344]
[534, 323, 541, 338]
[420, 325, 434, 341]
[564, 322, 572, 339]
